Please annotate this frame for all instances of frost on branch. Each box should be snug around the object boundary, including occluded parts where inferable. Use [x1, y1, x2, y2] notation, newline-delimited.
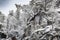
[0, 0, 60, 40]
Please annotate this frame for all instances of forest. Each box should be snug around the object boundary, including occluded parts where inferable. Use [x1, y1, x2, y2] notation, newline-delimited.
[0, 0, 60, 40]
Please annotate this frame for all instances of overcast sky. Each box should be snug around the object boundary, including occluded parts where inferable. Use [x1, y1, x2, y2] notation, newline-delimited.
[0, 0, 31, 16]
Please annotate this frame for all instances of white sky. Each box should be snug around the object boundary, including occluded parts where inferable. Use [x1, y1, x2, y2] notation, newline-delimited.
[0, 0, 31, 16]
